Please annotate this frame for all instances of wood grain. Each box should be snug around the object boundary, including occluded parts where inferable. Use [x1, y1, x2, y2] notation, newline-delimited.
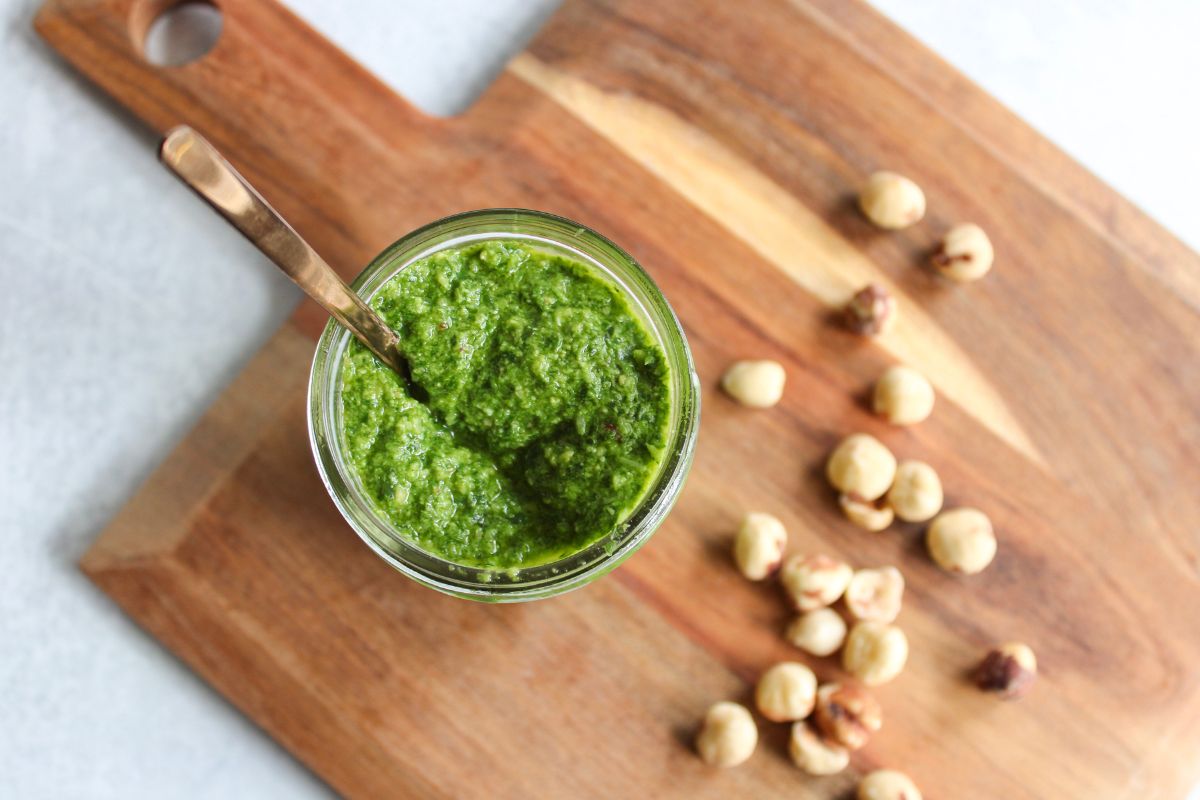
[36, 0, 1200, 797]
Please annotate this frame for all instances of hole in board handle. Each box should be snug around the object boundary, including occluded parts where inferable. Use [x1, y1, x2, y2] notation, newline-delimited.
[141, 0, 222, 67]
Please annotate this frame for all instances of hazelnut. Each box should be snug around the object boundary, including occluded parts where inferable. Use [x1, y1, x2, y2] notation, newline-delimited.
[788, 722, 850, 776]
[932, 222, 994, 282]
[733, 512, 787, 580]
[721, 359, 786, 408]
[813, 682, 882, 750]
[974, 642, 1037, 699]
[755, 662, 818, 722]
[844, 567, 905, 623]
[839, 493, 895, 532]
[826, 433, 897, 502]
[781, 554, 853, 611]
[859, 171, 926, 229]
[843, 621, 909, 686]
[926, 508, 997, 574]
[872, 366, 935, 426]
[858, 769, 923, 800]
[843, 283, 896, 336]
[695, 701, 757, 767]
[786, 608, 848, 657]
[886, 461, 943, 523]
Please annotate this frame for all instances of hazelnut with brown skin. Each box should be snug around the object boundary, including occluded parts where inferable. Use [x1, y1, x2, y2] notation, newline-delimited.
[844, 284, 896, 336]
[932, 222, 994, 282]
[812, 682, 882, 750]
[974, 642, 1037, 699]
[780, 554, 853, 612]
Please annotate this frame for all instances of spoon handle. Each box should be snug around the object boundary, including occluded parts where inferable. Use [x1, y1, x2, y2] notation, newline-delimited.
[159, 125, 410, 378]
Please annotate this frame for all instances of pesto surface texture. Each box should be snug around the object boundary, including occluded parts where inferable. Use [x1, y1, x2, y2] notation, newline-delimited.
[339, 240, 670, 569]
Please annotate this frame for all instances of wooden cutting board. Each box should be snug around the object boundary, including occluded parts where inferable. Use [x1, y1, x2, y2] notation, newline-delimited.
[36, 0, 1200, 796]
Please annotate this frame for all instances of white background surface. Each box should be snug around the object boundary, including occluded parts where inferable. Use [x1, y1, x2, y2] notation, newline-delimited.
[2, 1, 1198, 797]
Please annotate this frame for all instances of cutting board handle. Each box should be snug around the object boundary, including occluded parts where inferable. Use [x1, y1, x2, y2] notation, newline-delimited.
[35, 0, 446, 275]
[35, 0, 435, 134]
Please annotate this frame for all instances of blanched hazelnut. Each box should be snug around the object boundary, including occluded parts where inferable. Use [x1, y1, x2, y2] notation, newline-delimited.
[844, 567, 905, 623]
[813, 682, 882, 750]
[873, 366, 934, 426]
[932, 222, 994, 282]
[843, 621, 909, 686]
[755, 662, 818, 722]
[858, 769, 923, 800]
[859, 171, 926, 230]
[886, 461, 943, 523]
[721, 360, 786, 408]
[927, 508, 996, 574]
[826, 433, 897, 502]
[974, 642, 1037, 699]
[788, 722, 850, 776]
[733, 512, 787, 580]
[839, 493, 894, 532]
[781, 554, 853, 611]
[843, 283, 896, 336]
[786, 608, 847, 657]
[695, 701, 757, 767]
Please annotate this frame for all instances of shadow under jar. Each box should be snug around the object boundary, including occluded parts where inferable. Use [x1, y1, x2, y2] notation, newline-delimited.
[308, 209, 700, 601]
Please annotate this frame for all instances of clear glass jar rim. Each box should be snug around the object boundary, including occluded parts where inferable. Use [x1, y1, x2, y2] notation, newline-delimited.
[307, 209, 700, 601]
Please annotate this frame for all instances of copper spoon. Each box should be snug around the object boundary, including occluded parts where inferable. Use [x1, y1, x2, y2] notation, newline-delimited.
[159, 125, 412, 380]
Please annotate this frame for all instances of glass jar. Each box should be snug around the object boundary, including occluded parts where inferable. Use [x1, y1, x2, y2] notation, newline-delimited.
[308, 209, 700, 601]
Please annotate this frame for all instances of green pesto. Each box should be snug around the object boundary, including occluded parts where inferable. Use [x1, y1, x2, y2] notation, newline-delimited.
[338, 240, 670, 569]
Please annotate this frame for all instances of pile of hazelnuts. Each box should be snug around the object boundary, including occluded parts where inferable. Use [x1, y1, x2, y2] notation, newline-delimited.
[701, 171, 1036, 798]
